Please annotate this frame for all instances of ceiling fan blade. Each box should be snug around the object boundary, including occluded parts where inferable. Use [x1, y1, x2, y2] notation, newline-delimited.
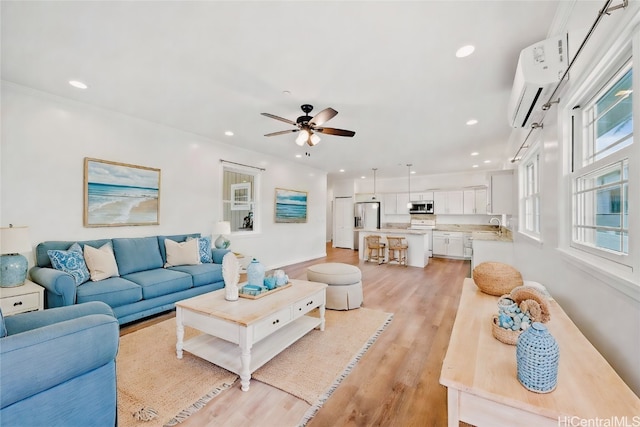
[314, 127, 356, 137]
[264, 129, 299, 137]
[261, 112, 297, 126]
[310, 108, 338, 126]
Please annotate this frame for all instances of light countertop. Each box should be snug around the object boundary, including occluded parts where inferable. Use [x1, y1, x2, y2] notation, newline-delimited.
[357, 228, 429, 235]
[357, 224, 513, 242]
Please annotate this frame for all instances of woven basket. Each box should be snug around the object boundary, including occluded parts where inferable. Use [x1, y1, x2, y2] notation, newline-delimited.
[472, 262, 523, 296]
[516, 322, 559, 393]
[491, 315, 521, 345]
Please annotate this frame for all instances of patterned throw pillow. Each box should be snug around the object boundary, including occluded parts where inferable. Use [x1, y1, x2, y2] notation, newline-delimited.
[187, 236, 213, 263]
[47, 242, 91, 285]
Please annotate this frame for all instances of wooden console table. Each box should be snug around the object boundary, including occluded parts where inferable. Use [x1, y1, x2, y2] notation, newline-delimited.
[440, 278, 640, 427]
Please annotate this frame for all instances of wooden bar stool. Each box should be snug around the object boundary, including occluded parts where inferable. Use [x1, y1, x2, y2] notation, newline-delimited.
[387, 236, 408, 267]
[365, 235, 386, 265]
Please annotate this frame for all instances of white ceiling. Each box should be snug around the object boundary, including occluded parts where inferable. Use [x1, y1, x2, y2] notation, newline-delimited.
[1, 1, 561, 180]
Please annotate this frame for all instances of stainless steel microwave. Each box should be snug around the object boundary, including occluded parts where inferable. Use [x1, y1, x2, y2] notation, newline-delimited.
[409, 201, 434, 214]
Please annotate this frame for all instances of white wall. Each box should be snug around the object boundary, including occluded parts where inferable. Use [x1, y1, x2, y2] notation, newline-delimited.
[1, 82, 327, 271]
[510, 1, 640, 394]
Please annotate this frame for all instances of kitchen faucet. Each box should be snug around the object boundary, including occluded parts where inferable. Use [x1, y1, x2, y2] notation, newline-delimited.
[490, 217, 502, 235]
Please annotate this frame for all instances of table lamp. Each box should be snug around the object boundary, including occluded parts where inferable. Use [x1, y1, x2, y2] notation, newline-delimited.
[213, 221, 231, 249]
[0, 225, 31, 287]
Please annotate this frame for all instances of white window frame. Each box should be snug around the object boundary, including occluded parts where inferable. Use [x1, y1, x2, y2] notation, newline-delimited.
[519, 144, 541, 241]
[571, 59, 632, 265]
[560, 26, 638, 290]
[222, 164, 260, 234]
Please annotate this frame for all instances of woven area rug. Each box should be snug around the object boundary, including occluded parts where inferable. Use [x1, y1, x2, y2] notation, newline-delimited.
[117, 319, 238, 427]
[117, 307, 392, 427]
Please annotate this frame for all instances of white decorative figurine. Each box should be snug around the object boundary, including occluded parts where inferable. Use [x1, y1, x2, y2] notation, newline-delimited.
[222, 252, 240, 301]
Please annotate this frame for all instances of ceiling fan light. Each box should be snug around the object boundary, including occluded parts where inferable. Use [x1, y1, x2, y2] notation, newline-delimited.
[295, 130, 308, 146]
[309, 133, 321, 146]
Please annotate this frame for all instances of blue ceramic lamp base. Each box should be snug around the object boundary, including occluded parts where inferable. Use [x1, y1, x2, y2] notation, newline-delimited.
[0, 253, 28, 287]
[214, 235, 230, 249]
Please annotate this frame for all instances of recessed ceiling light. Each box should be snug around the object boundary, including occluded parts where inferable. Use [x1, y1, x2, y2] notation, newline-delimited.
[456, 45, 475, 58]
[361, 176, 366, 179]
[339, 169, 345, 173]
[283, 90, 291, 95]
[484, 160, 491, 163]
[472, 164, 479, 168]
[68, 80, 88, 89]
[224, 131, 234, 136]
[466, 119, 478, 126]
[295, 154, 302, 158]
[411, 170, 416, 174]
[471, 152, 479, 156]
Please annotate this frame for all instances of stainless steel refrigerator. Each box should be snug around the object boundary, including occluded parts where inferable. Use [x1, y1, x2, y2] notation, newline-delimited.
[353, 202, 380, 249]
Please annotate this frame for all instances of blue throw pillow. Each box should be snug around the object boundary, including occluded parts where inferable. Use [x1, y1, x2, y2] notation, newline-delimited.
[47, 242, 90, 285]
[0, 307, 7, 338]
[187, 236, 213, 263]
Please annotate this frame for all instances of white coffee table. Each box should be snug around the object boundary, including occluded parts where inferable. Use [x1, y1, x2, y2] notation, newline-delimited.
[175, 279, 327, 391]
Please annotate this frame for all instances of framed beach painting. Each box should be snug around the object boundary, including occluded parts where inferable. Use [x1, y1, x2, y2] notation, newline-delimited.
[84, 158, 161, 227]
[274, 188, 307, 223]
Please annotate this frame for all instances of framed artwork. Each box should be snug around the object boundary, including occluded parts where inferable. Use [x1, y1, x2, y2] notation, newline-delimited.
[275, 188, 307, 223]
[84, 158, 161, 227]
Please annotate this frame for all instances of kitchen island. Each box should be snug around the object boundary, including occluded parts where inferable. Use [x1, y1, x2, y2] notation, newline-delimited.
[358, 229, 430, 267]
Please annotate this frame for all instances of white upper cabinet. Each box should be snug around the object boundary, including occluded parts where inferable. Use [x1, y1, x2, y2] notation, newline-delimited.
[383, 193, 398, 215]
[383, 193, 410, 215]
[396, 193, 410, 214]
[411, 191, 434, 201]
[434, 191, 463, 215]
[463, 188, 488, 215]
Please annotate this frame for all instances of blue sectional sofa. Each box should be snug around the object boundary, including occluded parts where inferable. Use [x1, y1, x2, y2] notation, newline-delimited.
[29, 234, 229, 325]
[0, 301, 119, 426]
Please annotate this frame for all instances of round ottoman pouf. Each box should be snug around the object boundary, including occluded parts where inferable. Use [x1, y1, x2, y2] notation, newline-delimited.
[472, 261, 523, 296]
[307, 263, 363, 310]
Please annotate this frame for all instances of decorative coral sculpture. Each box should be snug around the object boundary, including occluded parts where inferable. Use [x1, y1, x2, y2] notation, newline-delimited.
[222, 252, 240, 301]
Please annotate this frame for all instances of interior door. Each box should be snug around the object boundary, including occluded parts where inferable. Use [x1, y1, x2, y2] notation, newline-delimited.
[333, 197, 354, 249]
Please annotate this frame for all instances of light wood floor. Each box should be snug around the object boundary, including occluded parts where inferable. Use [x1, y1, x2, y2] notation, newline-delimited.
[121, 244, 471, 426]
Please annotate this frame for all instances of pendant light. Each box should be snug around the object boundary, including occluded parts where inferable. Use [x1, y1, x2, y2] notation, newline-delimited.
[407, 163, 412, 208]
[372, 168, 378, 200]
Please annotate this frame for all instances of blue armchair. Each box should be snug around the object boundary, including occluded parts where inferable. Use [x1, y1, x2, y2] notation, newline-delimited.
[0, 301, 119, 427]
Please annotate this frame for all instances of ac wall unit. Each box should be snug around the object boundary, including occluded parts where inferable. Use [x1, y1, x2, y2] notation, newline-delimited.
[508, 34, 569, 128]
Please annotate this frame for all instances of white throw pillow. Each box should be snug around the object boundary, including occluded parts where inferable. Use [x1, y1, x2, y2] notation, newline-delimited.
[165, 238, 201, 267]
[84, 242, 120, 281]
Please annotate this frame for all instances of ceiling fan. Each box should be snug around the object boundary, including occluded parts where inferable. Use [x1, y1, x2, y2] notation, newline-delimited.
[261, 104, 356, 147]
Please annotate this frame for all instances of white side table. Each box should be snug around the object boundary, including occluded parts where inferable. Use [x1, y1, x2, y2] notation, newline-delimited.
[0, 280, 45, 316]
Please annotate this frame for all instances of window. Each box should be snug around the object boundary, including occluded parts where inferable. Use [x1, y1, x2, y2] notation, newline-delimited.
[571, 59, 632, 264]
[519, 149, 540, 238]
[222, 166, 259, 233]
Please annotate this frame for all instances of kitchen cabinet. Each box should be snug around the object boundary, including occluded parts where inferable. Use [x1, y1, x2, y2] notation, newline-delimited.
[489, 172, 513, 215]
[384, 193, 410, 215]
[396, 193, 410, 214]
[432, 231, 464, 258]
[383, 193, 398, 215]
[434, 191, 464, 215]
[411, 191, 434, 202]
[463, 188, 488, 215]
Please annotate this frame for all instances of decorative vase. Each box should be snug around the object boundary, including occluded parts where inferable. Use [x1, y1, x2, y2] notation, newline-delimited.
[222, 252, 240, 301]
[246, 258, 265, 288]
[274, 269, 287, 286]
[516, 322, 559, 393]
